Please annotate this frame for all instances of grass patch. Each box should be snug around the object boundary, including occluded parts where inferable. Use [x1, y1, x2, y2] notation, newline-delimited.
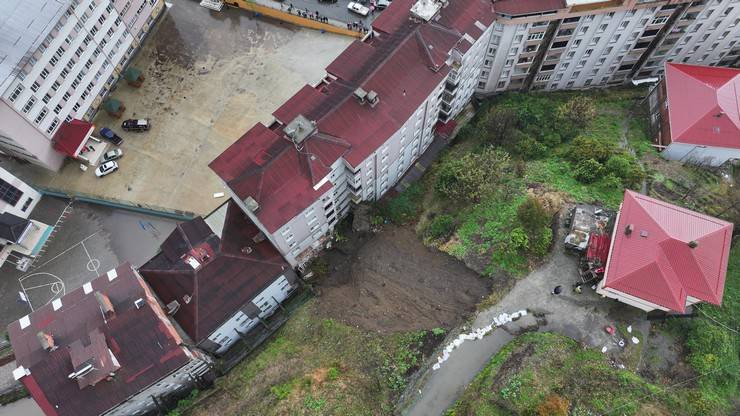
[448, 332, 720, 416]
[189, 301, 437, 416]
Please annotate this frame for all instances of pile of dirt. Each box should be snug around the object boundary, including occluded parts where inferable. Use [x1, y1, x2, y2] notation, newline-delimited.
[315, 225, 491, 333]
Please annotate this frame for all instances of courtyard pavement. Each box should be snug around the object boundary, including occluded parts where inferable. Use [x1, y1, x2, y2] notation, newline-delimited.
[0, 197, 178, 330]
[3, 0, 352, 216]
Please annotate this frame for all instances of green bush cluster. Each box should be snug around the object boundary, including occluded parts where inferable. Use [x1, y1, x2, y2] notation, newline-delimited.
[434, 147, 512, 202]
[567, 136, 645, 187]
[425, 214, 456, 241]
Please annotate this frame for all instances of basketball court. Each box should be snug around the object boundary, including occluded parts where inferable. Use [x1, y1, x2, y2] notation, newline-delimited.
[18, 232, 119, 311]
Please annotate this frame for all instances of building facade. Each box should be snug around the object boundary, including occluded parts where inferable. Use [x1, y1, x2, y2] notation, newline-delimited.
[0, 0, 164, 170]
[0, 167, 41, 218]
[8, 264, 213, 416]
[478, 0, 740, 93]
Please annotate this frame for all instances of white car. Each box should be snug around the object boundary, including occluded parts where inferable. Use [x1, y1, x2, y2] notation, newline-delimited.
[376, 0, 391, 10]
[95, 161, 118, 177]
[348, 2, 370, 16]
[102, 148, 123, 162]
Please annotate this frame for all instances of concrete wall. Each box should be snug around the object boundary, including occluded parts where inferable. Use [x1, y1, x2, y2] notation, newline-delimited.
[0, 167, 41, 218]
[0, 102, 65, 170]
[662, 142, 740, 166]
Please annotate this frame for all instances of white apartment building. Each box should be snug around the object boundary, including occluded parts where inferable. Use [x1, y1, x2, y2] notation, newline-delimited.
[0, 166, 41, 218]
[211, 0, 496, 267]
[0, 0, 164, 171]
[478, 0, 740, 93]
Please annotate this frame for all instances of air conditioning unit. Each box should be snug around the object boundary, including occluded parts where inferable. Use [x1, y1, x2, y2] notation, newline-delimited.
[354, 87, 368, 104]
[166, 300, 180, 315]
[366, 90, 379, 107]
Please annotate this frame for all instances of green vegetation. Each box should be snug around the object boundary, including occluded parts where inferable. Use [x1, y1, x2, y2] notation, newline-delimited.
[448, 332, 721, 416]
[166, 389, 199, 416]
[380, 88, 649, 277]
[189, 301, 438, 416]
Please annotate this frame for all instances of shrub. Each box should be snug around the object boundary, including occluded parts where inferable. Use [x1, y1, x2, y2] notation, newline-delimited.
[326, 367, 340, 381]
[517, 196, 551, 233]
[510, 227, 529, 251]
[530, 227, 553, 257]
[536, 394, 570, 416]
[426, 214, 456, 240]
[557, 96, 597, 129]
[605, 154, 645, 188]
[515, 134, 548, 159]
[381, 183, 424, 224]
[568, 136, 612, 164]
[573, 159, 604, 184]
[435, 147, 512, 202]
[485, 106, 519, 147]
[270, 382, 293, 400]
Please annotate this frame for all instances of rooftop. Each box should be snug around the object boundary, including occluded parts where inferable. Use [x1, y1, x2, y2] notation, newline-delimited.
[139, 201, 294, 342]
[664, 63, 740, 150]
[52, 119, 94, 158]
[7, 264, 189, 416]
[0, 212, 30, 243]
[210, 0, 494, 232]
[0, 0, 70, 91]
[603, 190, 734, 313]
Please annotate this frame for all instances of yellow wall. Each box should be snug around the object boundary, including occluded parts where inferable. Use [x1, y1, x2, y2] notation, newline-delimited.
[228, 0, 363, 38]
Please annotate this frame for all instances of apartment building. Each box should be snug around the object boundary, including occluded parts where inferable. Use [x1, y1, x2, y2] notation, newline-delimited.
[210, 0, 495, 267]
[0, 167, 41, 218]
[0, 0, 164, 171]
[478, 0, 740, 93]
[8, 263, 214, 416]
[140, 201, 299, 355]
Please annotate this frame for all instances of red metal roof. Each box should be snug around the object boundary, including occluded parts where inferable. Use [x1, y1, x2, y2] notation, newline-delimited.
[51, 119, 94, 158]
[372, 0, 416, 34]
[7, 264, 189, 416]
[664, 63, 740, 149]
[493, 0, 566, 15]
[603, 190, 734, 312]
[140, 201, 295, 342]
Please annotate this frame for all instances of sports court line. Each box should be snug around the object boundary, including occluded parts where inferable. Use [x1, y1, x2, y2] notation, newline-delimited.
[26, 231, 100, 273]
[21, 282, 61, 291]
[80, 241, 99, 276]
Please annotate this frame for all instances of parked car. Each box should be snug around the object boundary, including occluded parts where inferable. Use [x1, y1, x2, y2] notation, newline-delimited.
[376, 0, 391, 10]
[347, 2, 369, 16]
[99, 127, 123, 146]
[121, 118, 150, 132]
[102, 148, 123, 162]
[95, 161, 118, 177]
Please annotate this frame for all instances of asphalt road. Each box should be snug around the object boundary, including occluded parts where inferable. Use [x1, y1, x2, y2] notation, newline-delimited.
[0, 197, 178, 329]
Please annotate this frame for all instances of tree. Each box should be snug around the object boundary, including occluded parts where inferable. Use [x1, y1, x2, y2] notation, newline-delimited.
[568, 136, 613, 164]
[556, 96, 597, 129]
[573, 159, 604, 183]
[605, 154, 645, 188]
[484, 106, 519, 147]
[517, 196, 550, 234]
[435, 147, 512, 202]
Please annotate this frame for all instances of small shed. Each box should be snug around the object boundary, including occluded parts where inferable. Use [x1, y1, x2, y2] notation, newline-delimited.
[52, 119, 107, 165]
[103, 98, 125, 118]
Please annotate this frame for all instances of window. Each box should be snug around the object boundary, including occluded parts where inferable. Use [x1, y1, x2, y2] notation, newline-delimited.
[571, 71, 580, 79]
[31, 82, 40, 92]
[598, 24, 608, 33]
[0, 179, 23, 206]
[62, 92, 71, 101]
[514, 35, 523, 42]
[22, 97, 36, 113]
[619, 21, 630, 30]
[60, 68, 69, 79]
[72, 103, 80, 112]
[34, 108, 48, 124]
[528, 32, 545, 41]
[9, 85, 23, 102]
[651, 16, 668, 25]
[42, 94, 51, 104]
[54, 104, 62, 114]
[51, 81, 60, 91]
[55, 46, 64, 58]
[46, 118, 60, 134]
[40, 69, 49, 79]
[21, 198, 33, 212]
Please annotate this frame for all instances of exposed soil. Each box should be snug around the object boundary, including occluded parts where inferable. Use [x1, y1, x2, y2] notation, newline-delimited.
[314, 225, 491, 333]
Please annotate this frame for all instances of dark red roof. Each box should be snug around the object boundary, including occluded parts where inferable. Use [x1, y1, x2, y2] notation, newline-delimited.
[603, 191, 734, 312]
[51, 119, 94, 158]
[7, 264, 189, 416]
[139, 201, 295, 342]
[210, 0, 495, 232]
[494, 0, 566, 15]
[664, 63, 740, 149]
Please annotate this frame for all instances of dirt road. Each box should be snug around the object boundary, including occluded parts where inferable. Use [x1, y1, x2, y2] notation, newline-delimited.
[315, 225, 491, 333]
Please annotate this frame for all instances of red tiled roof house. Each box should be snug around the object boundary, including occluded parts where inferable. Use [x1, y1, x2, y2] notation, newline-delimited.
[140, 201, 298, 355]
[596, 190, 734, 313]
[646, 63, 740, 167]
[7, 264, 214, 416]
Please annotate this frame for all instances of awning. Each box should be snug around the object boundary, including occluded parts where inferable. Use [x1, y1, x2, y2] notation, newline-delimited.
[434, 120, 458, 139]
[103, 98, 122, 113]
[52, 119, 95, 158]
[124, 67, 142, 82]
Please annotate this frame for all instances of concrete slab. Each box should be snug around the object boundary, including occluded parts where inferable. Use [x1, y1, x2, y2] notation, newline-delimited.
[2, 0, 352, 216]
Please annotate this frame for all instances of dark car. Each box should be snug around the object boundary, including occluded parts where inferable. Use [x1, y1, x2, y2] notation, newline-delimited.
[99, 127, 123, 146]
[121, 118, 150, 132]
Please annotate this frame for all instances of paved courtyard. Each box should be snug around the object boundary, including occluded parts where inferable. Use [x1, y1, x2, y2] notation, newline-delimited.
[0, 197, 178, 329]
[4, 0, 352, 216]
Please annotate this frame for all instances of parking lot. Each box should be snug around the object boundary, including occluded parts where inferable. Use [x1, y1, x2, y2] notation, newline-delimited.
[0, 197, 178, 329]
[4, 0, 352, 216]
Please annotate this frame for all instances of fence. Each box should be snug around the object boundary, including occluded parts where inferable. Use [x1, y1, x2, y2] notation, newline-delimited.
[227, 0, 364, 38]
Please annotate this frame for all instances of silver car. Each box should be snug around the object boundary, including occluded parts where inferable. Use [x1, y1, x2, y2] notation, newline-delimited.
[102, 148, 123, 162]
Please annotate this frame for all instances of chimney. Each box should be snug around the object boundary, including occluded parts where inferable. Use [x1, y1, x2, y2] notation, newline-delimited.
[688, 240, 698, 248]
[624, 224, 634, 235]
[95, 292, 115, 319]
[36, 331, 56, 352]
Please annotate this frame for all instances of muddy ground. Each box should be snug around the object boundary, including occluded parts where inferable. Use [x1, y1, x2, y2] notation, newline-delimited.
[314, 224, 492, 333]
